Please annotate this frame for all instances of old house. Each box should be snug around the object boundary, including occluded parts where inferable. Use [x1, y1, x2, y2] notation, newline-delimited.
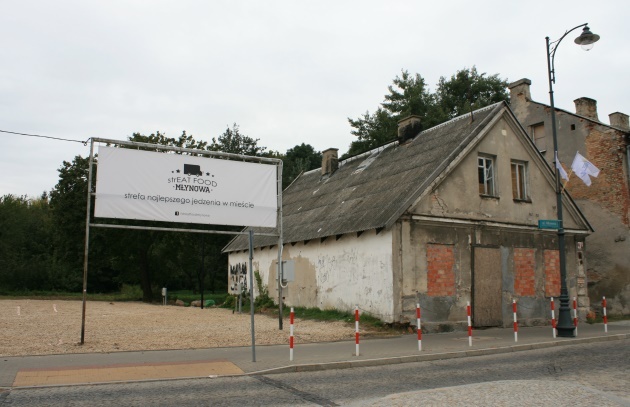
[509, 78, 630, 315]
[224, 102, 592, 330]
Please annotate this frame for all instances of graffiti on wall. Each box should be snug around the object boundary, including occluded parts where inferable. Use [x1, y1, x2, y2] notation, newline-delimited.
[229, 263, 248, 294]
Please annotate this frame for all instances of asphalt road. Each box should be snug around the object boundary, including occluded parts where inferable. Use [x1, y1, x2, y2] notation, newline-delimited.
[2, 339, 628, 406]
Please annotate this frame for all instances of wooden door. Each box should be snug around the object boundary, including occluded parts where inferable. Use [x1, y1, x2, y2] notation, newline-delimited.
[473, 247, 502, 327]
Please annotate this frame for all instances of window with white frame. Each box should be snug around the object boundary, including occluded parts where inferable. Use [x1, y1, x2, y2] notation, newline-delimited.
[511, 160, 528, 200]
[478, 156, 495, 196]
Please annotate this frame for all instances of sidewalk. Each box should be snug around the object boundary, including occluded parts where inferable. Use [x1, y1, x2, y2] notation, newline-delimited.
[2, 321, 628, 388]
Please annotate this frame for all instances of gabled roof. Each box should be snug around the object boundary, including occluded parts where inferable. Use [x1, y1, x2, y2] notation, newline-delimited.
[225, 101, 593, 252]
[224, 102, 509, 252]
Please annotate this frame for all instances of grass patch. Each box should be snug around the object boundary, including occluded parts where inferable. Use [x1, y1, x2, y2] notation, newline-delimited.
[0, 288, 140, 302]
[283, 307, 386, 330]
[0, 286, 228, 305]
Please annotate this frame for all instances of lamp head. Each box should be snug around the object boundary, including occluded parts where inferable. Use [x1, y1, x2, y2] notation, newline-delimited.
[574, 25, 600, 51]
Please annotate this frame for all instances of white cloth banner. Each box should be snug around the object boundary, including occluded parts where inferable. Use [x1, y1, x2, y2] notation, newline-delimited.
[555, 152, 569, 181]
[571, 152, 600, 187]
[94, 146, 278, 227]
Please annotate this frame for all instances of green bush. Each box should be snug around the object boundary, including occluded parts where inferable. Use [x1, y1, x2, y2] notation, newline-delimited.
[120, 284, 143, 301]
[254, 271, 275, 309]
[169, 290, 228, 306]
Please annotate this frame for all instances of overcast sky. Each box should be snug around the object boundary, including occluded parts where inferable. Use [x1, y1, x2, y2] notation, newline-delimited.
[1, 1, 628, 198]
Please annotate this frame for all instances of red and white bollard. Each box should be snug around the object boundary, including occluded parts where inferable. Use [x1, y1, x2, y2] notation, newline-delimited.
[602, 296, 608, 333]
[416, 304, 422, 351]
[513, 299, 518, 343]
[550, 297, 557, 338]
[289, 307, 295, 361]
[467, 301, 472, 347]
[355, 306, 360, 356]
[573, 297, 578, 337]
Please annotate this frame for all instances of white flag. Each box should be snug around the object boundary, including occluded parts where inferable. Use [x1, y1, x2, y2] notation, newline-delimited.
[555, 152, 569, 181]
[571, 152, 600, 186]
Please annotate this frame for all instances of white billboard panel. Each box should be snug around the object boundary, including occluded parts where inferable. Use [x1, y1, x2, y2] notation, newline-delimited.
[94, 146, 277, 227]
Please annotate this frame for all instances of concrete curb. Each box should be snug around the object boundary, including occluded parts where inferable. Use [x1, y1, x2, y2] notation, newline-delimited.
[246, 333, 629, 376]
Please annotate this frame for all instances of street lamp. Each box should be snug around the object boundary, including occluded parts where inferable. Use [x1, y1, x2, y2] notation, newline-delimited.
[546, 24, 600, 337]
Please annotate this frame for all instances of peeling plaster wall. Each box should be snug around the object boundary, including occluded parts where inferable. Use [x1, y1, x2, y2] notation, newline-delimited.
[227, 229, 396, 322]
[397, 220, 471, 330]
[397, 221, 586, 330]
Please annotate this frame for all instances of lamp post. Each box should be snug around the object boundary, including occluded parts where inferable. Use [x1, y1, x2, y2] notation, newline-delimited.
[546, 24, 600, 337]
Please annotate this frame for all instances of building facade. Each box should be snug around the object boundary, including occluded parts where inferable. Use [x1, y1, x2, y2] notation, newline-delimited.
[509, 78, 630, 315]
[225, 102, 592, 330]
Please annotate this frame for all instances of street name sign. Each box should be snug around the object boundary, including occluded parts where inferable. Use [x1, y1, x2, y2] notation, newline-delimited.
[538, 219, 562, 229]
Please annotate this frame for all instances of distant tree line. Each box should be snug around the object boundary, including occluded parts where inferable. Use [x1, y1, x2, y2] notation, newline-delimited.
[0, 67, 508, 302]
[0, 125, 322, 301]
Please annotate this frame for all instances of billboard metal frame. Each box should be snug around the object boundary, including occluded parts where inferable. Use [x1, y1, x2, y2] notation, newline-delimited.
[81, 138, 283, 360]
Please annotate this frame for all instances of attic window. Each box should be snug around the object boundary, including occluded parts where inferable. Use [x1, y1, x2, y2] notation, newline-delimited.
[571, 124, 576, 130]
[511, 160, 529, 201]
[478, 155, 496, 196]
[351, 151, 380, 175]
[531, 123, 546, 152]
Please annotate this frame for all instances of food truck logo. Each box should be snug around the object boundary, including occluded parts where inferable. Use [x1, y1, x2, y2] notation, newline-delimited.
[168, 164, 218, 193]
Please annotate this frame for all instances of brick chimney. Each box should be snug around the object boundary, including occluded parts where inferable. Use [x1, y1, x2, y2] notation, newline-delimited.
[574, 97, 599, 121]
[397, 115, 422, 144]
[609, 112, 629, 130]
[321, 148, 338, 176]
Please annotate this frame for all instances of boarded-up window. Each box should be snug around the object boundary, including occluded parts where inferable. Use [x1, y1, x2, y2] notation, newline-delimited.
[532, 123, 546, 152]
[427, 244, 455, 296]
[514, 248, 535, 296]
[544, 250, 560, 297]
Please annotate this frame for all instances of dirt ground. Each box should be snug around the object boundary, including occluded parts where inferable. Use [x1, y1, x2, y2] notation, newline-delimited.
[0, 299, 374, 357]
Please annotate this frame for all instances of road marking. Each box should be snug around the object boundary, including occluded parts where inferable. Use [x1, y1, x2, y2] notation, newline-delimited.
[13, 359, 243, 387]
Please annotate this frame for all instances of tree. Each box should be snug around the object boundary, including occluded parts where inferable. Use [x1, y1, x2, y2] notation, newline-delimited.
[382, 71, 437, 121]
[49, 156, 92, 291]
[282, 143, 322, 188]
[347, 107, 398, 157]
[435, 66, 509, 120]
[346, 67, 509, 157]
[0, 195, 52, 291]
[209, 124, 266, 156]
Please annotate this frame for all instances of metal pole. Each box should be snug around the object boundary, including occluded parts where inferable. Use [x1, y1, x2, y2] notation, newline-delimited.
[546, 33, 577, 337]
[200, 234, 205, 309]
[277, 162, 284, 330]
[80, 140, 96, 344]
[249, 229, 256, 362]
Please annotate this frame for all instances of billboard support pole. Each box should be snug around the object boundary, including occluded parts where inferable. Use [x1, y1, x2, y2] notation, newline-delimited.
[249, 229, 256, 362]
[80, 139, 96, 344]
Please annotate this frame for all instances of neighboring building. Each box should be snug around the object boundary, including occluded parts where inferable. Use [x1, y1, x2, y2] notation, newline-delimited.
[509, 78, 630, 316]
[224, 102, 592, 330]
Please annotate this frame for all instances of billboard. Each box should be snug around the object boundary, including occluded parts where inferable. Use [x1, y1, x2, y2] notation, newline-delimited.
[94, 146, 278, 227]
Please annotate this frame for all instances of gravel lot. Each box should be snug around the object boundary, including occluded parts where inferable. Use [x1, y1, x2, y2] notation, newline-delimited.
[0, 299, 367, 357]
